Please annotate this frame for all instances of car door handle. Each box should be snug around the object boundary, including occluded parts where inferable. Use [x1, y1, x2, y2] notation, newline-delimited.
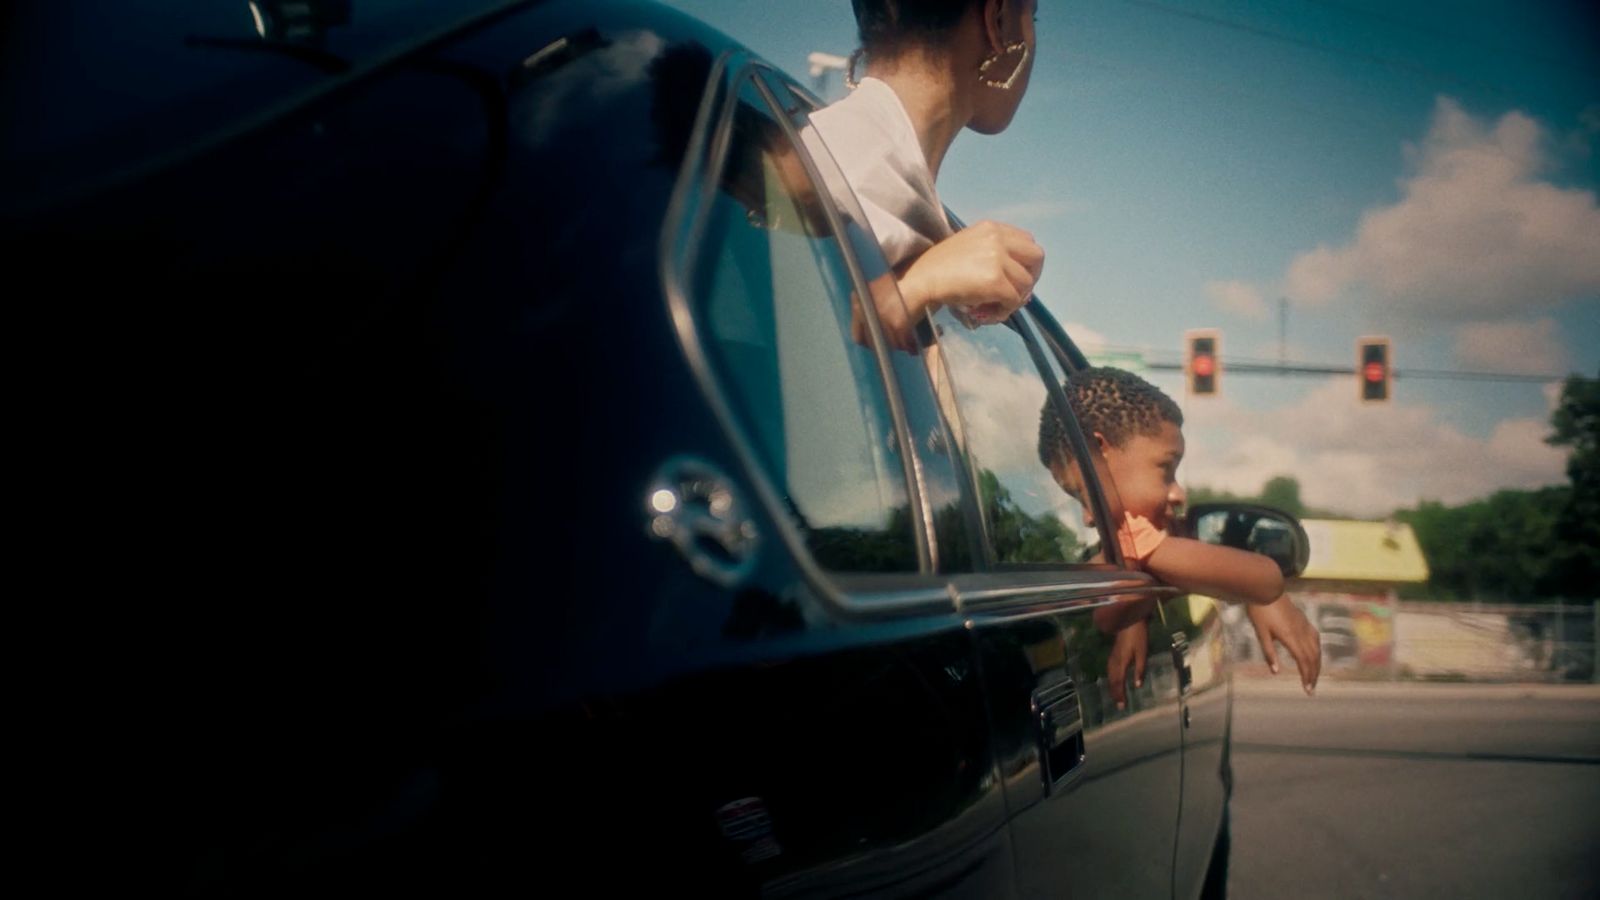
[1032, 677, 1086, 793]
[645, 456, 759, 588]
[1170, 632, 1192, 695]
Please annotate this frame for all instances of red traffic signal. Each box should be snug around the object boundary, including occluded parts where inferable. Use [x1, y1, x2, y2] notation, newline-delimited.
[1185, 329, 1220, 397]
[1358, 337, 1391, 402]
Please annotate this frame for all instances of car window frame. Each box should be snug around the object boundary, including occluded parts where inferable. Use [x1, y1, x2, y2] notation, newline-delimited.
[945, 301, 1177, 613]
[923, 260, 1178, 610]
[1013, 303, 1131, 569]
[774, 80, 1123, 583]
[765, 79, 1167, 612]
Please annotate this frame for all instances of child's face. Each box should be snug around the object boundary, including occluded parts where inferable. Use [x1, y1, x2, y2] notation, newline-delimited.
[1099, 421, 1187, 530]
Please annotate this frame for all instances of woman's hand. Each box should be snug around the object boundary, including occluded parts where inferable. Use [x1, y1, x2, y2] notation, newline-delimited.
[897, 220, 1044, 324]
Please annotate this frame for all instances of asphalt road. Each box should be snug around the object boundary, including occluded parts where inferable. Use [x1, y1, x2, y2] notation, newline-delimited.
[1226, 679, 1600, 900]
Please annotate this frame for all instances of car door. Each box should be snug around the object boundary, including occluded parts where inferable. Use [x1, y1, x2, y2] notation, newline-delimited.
[635, 55, 1016, 896]
[759, 64, 1189, 897]
[922, 302, 1189, 899]
[1169, 592, 1231, 897]
[1031, 312, 1234, 899]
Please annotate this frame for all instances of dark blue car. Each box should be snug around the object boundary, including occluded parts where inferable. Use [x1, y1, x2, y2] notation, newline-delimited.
[2, 1, 1306, 895]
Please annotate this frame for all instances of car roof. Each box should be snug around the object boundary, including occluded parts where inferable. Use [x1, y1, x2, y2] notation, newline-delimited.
[0, 2, 488, 202]
[0, 0, 745, 217]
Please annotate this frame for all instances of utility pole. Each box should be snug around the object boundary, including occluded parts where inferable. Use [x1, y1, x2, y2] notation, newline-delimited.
[1278, 297, 1288, 374]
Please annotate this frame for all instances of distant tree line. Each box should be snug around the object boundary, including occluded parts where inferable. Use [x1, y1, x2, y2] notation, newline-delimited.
[1187, 371, 1598, 604]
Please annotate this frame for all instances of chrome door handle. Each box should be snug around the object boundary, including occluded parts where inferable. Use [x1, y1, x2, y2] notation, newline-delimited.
[1032, 677, 1086, 793]
[645, 456, 759, 588]
[1171, 632, 1192, 694]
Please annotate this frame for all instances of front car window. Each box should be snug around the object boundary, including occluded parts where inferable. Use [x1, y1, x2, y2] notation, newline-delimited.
[773, 76, 978, 574]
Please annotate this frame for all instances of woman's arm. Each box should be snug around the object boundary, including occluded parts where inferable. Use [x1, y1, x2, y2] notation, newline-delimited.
[896, 220, 1044, 322]
[855, 220, 1045, 350]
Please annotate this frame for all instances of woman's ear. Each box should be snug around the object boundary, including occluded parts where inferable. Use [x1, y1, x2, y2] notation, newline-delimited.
[982, 0, 1007, 54]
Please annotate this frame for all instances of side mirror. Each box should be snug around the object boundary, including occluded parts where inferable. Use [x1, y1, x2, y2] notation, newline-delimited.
[1182, 503, 1310, 578]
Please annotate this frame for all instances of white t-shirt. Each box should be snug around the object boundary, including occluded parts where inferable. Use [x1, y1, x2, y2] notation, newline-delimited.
[804, 77, 952, 269]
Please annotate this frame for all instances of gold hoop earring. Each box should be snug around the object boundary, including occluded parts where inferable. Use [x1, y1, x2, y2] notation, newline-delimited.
[845, 48, 864, 90]
[977, 41, 1029, 90]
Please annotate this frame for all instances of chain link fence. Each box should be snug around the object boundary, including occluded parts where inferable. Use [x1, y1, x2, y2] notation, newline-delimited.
[1221, 595, 1597, 683]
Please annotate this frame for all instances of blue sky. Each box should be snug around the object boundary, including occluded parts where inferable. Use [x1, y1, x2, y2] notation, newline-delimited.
[663, 0, 1600, 515]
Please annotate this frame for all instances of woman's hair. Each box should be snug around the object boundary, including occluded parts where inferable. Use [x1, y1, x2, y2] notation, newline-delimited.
[851, 0, 983, 54]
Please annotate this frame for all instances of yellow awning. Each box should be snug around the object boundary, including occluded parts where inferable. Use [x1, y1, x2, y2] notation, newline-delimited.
[1298, 519, 1430, 583]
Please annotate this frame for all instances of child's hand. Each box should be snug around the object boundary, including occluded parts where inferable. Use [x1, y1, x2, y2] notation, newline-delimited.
[1106, 619, 1149, 711]
[1246, 595, 1321, 695]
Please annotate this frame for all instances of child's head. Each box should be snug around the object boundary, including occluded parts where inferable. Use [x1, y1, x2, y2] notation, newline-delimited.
[1038, 366, 1187, 529]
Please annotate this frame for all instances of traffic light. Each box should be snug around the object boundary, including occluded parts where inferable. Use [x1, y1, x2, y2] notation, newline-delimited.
[1185, 329, 1220, 396]
[1358, 336, 1391, 402]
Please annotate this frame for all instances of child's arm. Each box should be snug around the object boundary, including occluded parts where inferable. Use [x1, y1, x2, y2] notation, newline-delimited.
[1247, 595, 1321, 694]
[1119, 513, 1283, 605]
[1143, 536, 1284, 605]
[1093, 599, 1154, 711]
[1093, 595, 1157, 634]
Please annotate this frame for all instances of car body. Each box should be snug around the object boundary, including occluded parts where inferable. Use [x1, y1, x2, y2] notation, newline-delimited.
[3, 1, 1250, 896]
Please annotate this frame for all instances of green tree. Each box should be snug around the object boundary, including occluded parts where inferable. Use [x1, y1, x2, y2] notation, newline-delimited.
[1549, 371, 1600, 470]
[978, 469, 1082, 563]
[1258, 475, 1306, 518]
[1396, 488, 1568, 602]
[1185, 484, 1244, 506]
[1187, 475, 1322, 517]
[1546, 370, 1600, 596]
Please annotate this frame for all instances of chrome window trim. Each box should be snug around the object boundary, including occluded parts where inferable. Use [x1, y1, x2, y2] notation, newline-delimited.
[1014, 310, 1127, 567]
[958, 575, 1181, 619]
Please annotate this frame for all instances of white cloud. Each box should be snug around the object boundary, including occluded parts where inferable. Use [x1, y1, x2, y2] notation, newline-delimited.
[1283, 97, 1600, 322]
[1542, 380, 1564, 411]
[932, 326, 1098, 543]
[1180, 380, 1565, 516]
[1453, 318, 1572, 374]
[1060, 321, 1109, 353]
[1206, 280, 1269, 319]
[937, 330, 1052, 478]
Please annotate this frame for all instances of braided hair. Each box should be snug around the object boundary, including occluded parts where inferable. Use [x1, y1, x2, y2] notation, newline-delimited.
[1038, 367, 1184, 471]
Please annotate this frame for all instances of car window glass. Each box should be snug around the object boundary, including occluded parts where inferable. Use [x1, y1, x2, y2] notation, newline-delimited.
[928, 310, 1097, 566]
[686, 74, 917, 572]
[1029, 318, 1124, 560]
[771, 75, 976, 573]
